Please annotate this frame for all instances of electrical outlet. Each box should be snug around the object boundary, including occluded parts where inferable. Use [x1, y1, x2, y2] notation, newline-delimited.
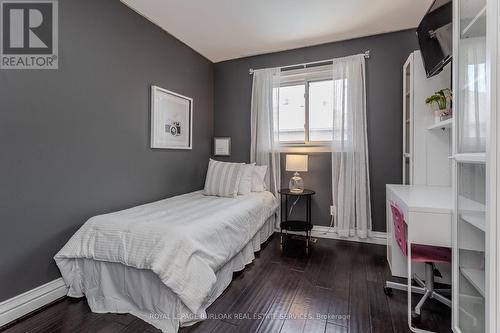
[330, 205, 336, 216]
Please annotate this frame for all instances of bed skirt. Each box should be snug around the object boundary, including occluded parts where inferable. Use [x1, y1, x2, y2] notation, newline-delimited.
[60, 215, 276, 332]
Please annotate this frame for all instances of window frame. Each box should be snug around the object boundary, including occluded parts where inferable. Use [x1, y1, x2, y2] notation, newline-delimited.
[278, 66, 335, 149]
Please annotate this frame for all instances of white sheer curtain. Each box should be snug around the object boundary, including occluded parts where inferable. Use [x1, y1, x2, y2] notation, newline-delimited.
[250, 68, 281, 198]
[331, 54, 372, 238]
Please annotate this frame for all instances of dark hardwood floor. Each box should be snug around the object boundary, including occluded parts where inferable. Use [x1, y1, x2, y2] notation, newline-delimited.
[1, 235, 452, 333]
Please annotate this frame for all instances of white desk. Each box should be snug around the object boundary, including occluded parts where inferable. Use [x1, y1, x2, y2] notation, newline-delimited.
[387, 184, 452, 245]
[386, 184, 452, 333]
[386, 184, 452, 277]
[386, 184, 453, 214]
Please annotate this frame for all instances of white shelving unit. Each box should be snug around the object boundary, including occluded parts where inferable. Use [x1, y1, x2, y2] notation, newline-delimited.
[388, 51, 454, 284]
[402, 51, 452, 187]
[452, 0, 498, 331]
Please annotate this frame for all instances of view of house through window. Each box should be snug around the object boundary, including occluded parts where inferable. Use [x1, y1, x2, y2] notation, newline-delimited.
[278, 78, 342, 144]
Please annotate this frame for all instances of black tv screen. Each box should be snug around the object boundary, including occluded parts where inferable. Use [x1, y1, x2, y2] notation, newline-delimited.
[416, 0, 453, 78]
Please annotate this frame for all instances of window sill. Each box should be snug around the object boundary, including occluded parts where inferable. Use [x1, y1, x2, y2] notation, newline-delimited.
[279, 144, 333, 153]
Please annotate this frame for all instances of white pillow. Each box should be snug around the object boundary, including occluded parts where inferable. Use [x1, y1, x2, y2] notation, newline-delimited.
[251, 165, 268, 192]
[238, 163, 255, 195]
[203, 159, 244, 198]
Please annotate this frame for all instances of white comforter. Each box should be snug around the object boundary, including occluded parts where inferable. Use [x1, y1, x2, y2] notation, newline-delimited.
[54, 190, 278, 314]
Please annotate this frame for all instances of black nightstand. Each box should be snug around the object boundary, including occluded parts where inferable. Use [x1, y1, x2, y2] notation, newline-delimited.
[278, 189, 315, 255]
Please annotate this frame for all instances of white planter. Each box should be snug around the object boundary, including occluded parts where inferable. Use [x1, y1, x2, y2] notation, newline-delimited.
[434, 110, 442, 123]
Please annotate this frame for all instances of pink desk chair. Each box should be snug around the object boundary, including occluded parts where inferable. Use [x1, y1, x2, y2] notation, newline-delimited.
[384, 202, 451, 323]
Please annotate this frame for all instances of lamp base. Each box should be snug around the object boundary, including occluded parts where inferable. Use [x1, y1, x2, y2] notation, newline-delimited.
[289, 172, 304, 193]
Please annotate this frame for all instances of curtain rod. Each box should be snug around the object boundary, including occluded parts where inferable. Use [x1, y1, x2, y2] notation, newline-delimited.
[248, 50, 370, 75]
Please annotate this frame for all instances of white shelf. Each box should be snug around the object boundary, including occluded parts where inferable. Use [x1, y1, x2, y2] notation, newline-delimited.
[461, 5, 486, 38]
[454, 153, 486, 163]
[459, 195, 486, 212]
[460, 268, 485, 297]
[459, 219, 485, 252]
[460, 211, 485, 231]
[427, 118, 452, 130]
[458, 195, 486, 230]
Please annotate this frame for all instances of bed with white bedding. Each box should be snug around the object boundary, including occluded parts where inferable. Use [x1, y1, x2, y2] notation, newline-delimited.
[54, 190, 278, 332]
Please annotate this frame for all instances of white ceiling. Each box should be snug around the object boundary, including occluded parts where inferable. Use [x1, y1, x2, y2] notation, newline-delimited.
[121, 0, 433, 63]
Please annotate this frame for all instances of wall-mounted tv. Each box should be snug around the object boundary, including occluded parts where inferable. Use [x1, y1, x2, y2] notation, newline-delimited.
[416, 0, 453, 78]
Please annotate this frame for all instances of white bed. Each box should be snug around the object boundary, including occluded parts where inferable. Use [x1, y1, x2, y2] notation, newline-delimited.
[54, 190, 278, 332]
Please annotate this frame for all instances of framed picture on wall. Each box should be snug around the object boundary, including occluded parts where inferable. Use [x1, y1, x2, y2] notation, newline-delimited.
[150, 85, 193, 149]
[214, 137, 231, 156]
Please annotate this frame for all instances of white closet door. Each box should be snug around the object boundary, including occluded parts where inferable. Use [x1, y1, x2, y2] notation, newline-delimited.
[456, 0, 488, 155]
[457, 35, 487, 154]
[456, 163, 486, 333]
[453, 0, 490, 332]
[402, 55, 413, 185]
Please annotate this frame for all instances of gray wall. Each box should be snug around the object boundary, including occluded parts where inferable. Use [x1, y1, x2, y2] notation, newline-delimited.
[280, 153, 332, 226]
[214, 30, 419, 231]
[0, 0, 213, 301]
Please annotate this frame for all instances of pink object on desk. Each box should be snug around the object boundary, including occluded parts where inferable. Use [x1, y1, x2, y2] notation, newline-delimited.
[390, 201, 451, 263]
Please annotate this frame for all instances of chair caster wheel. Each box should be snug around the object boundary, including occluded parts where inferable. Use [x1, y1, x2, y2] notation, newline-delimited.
[383, 287, 393, 296]
[411, 311, 421, 324]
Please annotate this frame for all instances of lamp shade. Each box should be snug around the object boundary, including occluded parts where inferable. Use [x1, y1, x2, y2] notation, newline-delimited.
[286, 154, 308, 172]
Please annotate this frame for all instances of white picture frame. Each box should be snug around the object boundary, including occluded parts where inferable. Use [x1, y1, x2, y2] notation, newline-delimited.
[151, 85, 193, 149]
[214, 137, 231, 156]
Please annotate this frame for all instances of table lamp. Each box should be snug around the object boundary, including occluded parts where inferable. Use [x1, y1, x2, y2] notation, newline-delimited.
[286, 154, 308, 193]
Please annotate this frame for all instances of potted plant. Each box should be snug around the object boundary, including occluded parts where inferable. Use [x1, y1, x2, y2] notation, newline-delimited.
[426, 88, 453, 123]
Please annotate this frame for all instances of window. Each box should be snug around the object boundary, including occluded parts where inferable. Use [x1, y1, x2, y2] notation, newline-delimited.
[278, 68, 343, 146]
[278, 84, 306, 142]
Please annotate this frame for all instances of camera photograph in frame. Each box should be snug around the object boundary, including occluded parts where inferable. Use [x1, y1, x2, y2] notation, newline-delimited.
[151, 85, 193, 149]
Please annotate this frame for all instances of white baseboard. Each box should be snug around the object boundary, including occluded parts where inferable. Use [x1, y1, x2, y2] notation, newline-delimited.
[277, 226, 387, 245]
[311, 226, 387, 245]
[0, 278, 68, 327]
